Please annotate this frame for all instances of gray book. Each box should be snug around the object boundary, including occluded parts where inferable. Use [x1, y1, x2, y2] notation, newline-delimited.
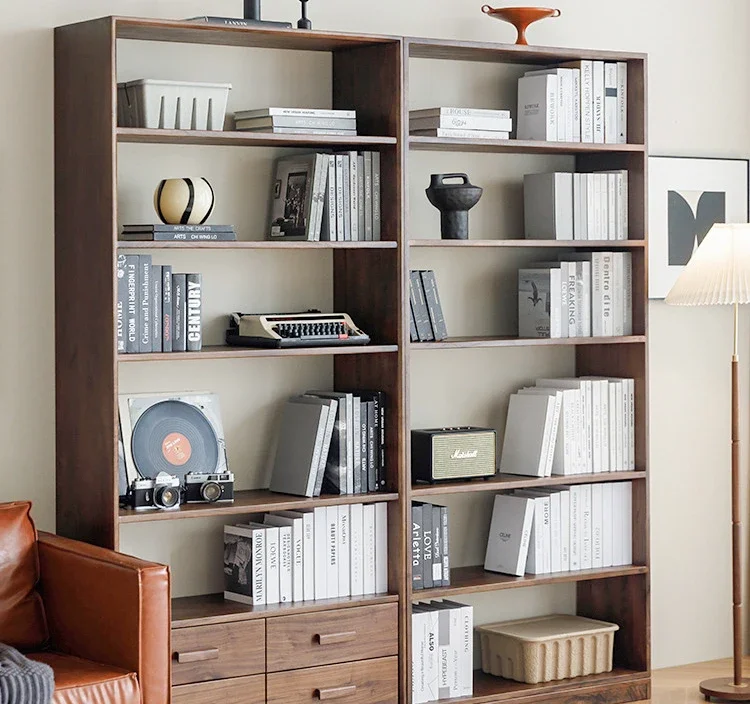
[342, 154, 352, 241]
[359, 400, 369, 495]
[335, 155, 345, 241]
[357, 154, 365, 241]
[348, 150, 359, 241]
[236, 115, 357, 130]
[307, 391, 352, 495]
[270, 398, 331, 498]
[409, 300, 419, 342]
[372, 151, 381, 240]
[363, 151, 373, 241]
[352, 398, 362, 494]
[125, 255, 139, 354]
[138, 255, 152, 353]
[172, 274, 186, 352]
[409, 271, 434, 342]
[162, 266, 172, 352]
[116, 253, 127, 353]
[524, 172, 574, 240]
[411, 503, 423, 590]
[320, 156, 336, 242]
[420, 270, 448, 341]
[290, 395, 338, 497]
[432, 504, 443, 586]
[421, 503, 434, 589]
[151, 265, 162, 353]
[186, 273, 202, 352]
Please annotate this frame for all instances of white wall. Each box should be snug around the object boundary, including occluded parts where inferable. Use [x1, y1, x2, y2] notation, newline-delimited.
[3, 0, 750, 671]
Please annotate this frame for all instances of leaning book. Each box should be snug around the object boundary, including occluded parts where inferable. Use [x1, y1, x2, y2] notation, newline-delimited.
[268, 154, 327, 241]
[224, 525, 265, 606]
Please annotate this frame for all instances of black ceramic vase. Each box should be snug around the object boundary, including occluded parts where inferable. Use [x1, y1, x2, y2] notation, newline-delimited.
[425, 173, 483, 240]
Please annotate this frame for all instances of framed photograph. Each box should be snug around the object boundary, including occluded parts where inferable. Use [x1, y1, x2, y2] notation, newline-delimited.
[649, 156, 749, 299]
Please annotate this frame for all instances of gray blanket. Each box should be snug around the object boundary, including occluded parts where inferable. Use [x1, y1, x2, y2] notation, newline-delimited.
[0, 643, 54, 704]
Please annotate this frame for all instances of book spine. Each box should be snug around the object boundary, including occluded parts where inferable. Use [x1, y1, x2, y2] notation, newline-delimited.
[363, 152, 373, 241]
[591, 484, 604, 569]
[623, 482, 633, 564]
[311, 154, 328, 241]
[410, 115, 513, 131]
[249, 126, 357, 136]
[432, 504, 443, 586]
[350, 502, 364, 596]
[580, 60, 594, 142]
[138, 256, 152, 353]
[345, 394, 354, 495]
[172, 274, 186, 352]
[186, 273, 202, 351]
[357, 154, 365, 241]
[617, 62, 628, 143]
[623, 252, 633, 335]
[125, 255, 138, 353]
[411, 612, 427, 704]
[238, 115, 357, 130]
[278, 525, 292, 603]
[161, 266, 172, 352]
[335, 155, 345, 241]
[571, 68, 581, 142]
[412, 107, 512, 119]
[572, 174, 583, 241]
[116, 254, 127, 353]
[363, 504, 376, 594]
[441, 506, 450, 585]
[409, 301, 419, 342]
[122, 231, 237, 242]
[360, 400, 370, 493]
[628, 378, 635, 470]
[436, 609, 450, 699]
[561, 71, 572, 142]
[526, 501, 543, 574]
[367, 401, 377, 493]
[580, 484, 593, 569]
[265, 527, 280, 604]
[352, 399, 362, 494]
[612, 253, 624, 336]
[412, 503, 423, 590]
[547, 75, 558, 140]
[421, 503, 433, 589]
[342, 154, 352, 242]
[325, 505, 339, 598]
[338, 504, 350, 597]
[591, 380, 602, 473]
[240, 107, 357, 119]
[591, 254, 603, 337]
[569, 486, 581, 570]
[420, 270, 448, 341]
[612, 482, 624, 565]
[608, 383, 617, 470]
[604, 63, 618, 144]
[411, 128, 510, 139]
[559, 490, 570, 571]
[324, 156, 336, 241]
[566, 264, 577, 338]
[375, 502, 388, 593]
[291, 519, 304, 602]
[372, 152, 381, 240]
[607, 173, 617, 240]
[313, 507, 328, 599]
[602, 484, 614, 567]
[410, 271, 435, 341]
[550, 268, 562, 339]
[549, 492, 561, 572]
[592, 61, 605, 143]
[252, 528, 266, 606]
[599, 380, 611, 472]
[348, 150, 359, 242]
[616, 382, 625, 470]
[302, 512, 315, 600]
[151, 265, 162, 353]
[601, 253, 614, 336]
[620, 171, 629, 240]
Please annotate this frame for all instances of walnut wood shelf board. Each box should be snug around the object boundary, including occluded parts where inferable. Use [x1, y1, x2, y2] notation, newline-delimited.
[117, 240, 398, 250]
[411, 471, 647, 497]
[409, 239, 646, 249]
[117, 127, 398, 148]
[119, 490, 398, 523]
[412, 336, 646, 350]
[415, 565, 648, 600]
[409, 136, 645, 155]
[172, 592, 400, 628]
[117, 344, 399, 362]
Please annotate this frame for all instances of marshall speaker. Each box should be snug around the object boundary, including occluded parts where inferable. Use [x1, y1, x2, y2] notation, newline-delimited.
[411, 427, 496, 483]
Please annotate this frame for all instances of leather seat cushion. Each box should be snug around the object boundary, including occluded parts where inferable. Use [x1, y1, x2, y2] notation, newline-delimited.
[27, 652, 140, 704]
[0, 502, 48, 649]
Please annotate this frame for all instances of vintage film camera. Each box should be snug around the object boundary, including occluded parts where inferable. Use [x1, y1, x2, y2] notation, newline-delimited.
[127, 471, 181, 510]
[184, 471, 235, 504]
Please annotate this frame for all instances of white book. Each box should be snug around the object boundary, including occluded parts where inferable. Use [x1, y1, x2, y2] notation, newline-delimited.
[591, 484, 604, 569]
[602, 483, 614, 567]
[592, 61, 605, 143]
[445, 605, 462, 698]
[612, 483, 624, 566]
[607, 173, 617, 240]
[338, 504, 351, 597]
[409, 107, 512, 119]
[484, 493, 534, 576]
[500, 393, 556, 477]
[602, 170, 628, 240]
[608, 382, 618, 470]
[614, 381, 625, 470]
[560, 60, 593, 142]
[410, 128, 510, 140]
[517, 387, 563, 476]
[577, 261, 592, 337]
[559, 262, 570, 337]
[363, 504, 376, 595]
[548, 490, 562, 572]
[623, 251, 633, 335]
[313, 507, 328, 599]
[564, 262, 578, 339]
[626, 377, 635, 469]
[334, 155, 345, 241]
[248, 524, 279, 605]
[536, 379, 589, 474]
[612, 252, 625, 336]
[569, 485, 583, 570]
[580, 484, 593, 569]
[235, 107, 356, 120]
[581, 377, 613, 471]
[604, 63, 619, 144]
[570, 68, 581, 142]
[323, 156, 336, 241]
[264, 516, 299, 602]
[325, 505, 339, 598]
[418, 607, 441, 702]
[349, 502, 364, 596]
[557, 488, 571, 571]
[596, 173, 608, 238]
[623, 482, 633, 564]
[517, 74, 557, 141]
[523, 172, 574, 240]
[410, 114, 513, 132]
[224, 524, 265, 606]
[411, 610, 433, 703]
[441, 601, 473, 697]
[588, 378, 603, 473]
[375, 502, 389, 594]
[585, 174, 596, 237]
[518, 268, 562, 339]
[525, 68, 573, 141]
[601, 252, 615, 335]
[565, 253, 604, 338]
[617, 62, 628, 143]
[276, 509, 314, 600]
[516, 491, 551, 574]
[572, 174, 586, 241]
[348, 150, 359, 243]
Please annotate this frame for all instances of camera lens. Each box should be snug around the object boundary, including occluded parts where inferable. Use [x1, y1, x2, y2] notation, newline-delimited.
[154, 485, 180, 509]
[201, 481, 222, 503]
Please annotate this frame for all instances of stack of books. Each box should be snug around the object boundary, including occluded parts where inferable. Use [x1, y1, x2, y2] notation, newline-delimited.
[517, 61, 627, 143]
[524, 171, 629, 241]
[120, 224, 236, 242]
[411, 502, 450, 591]
[484, 482, 634, 577]
[116, 253, 202, 354]
[269, 152, 381, 241]
[223, 502, 389, 605]
[409, 270, 448, 342]
[518, 252, 633, 339]
[409, 107, 512, 140]
[412, 601, 474, 702]
[499, 376, 635, 478]
[269, 390, 386, 498]
[234, 107, 357, 136]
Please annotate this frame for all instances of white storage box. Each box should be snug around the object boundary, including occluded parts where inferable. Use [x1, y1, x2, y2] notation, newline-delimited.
[117, 79, 231, 131]
[477, 615, 619, 684]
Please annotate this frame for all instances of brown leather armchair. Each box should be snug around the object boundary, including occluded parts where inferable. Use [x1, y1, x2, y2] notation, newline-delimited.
[0, 501, 171, 704]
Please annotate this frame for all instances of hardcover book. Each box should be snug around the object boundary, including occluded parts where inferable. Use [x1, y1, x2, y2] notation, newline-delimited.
[484, 494, 534, 576]
[517, 74, 557, 141]
[138, 255, 152, 353]
[172, 274, 186, 352]
[116, 254, 127, 353]
[420, 270, 448, 341]
[268, 154, 326, 241]
[224, 524, 265, 606]
[185, 273, 202, 352]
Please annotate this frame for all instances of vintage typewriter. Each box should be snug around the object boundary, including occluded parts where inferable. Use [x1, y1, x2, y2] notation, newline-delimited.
[226, 311, 371, 349]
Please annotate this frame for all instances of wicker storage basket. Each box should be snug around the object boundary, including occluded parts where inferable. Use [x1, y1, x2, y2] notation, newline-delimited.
[477, 614, 619, 684]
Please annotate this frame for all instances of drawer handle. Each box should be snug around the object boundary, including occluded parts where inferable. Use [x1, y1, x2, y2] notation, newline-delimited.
[315, 631, 357, 646]
[174, 647, 219, 664]
[315, 685, 357, 700]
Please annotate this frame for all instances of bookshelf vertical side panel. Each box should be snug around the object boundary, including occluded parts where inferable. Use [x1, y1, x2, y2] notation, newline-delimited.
[54, 19, 118, 549]
[626, 59, 647, 146]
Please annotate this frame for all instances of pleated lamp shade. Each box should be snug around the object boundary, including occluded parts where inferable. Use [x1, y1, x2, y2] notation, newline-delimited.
[665, 223, 750, 306]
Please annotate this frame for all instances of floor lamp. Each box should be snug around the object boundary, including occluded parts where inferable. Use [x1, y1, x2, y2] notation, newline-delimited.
[666, 223, 750, 701]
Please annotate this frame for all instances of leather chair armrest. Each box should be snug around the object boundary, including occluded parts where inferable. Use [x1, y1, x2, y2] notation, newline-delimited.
[37, 531, 170, 704]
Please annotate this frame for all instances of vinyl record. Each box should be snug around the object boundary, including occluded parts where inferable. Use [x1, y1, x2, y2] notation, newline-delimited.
[131, 400, 220, 480]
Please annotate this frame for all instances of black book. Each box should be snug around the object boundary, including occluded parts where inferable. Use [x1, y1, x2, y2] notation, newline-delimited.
[172, 274, 187, 352]
[185, 16, 293, 29]
[152, 265, 162, 353]
[409, 299, 419, 342]
[186, 274, 203, 352]
[162, 266, 173, 353]
[358, 390, 386, 490]
[421, 503, 434, 589]
[366, 400, 377, 493]
[420, 270, 448, 341]
[409, 271, 434, 342]
[138, 255, 152, 353]
[432, 504, 443, 586]
[411, 504, 423, 590]
[440, 505, 450, 586]
[359, 399, 369, 495]
[116, 254, 127, 353]
[125, 255, 139, 354]
[120, 231, 237, 242]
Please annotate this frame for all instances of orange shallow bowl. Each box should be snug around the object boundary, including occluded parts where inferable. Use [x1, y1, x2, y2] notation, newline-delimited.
[481, 5, 561, 45]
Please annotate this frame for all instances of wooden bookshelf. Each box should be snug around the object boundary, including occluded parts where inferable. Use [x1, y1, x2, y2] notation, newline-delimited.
[55, 17, 649, 704]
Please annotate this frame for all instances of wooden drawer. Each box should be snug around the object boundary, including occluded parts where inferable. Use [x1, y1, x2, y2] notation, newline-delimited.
[172, 620, 265, 685]
[172, 675, 265, 704]
[266, 656, 398, 704]
[266, 603, 398, 672]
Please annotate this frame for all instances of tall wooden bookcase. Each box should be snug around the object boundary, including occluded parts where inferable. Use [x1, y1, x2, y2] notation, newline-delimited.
[55, 17, 649, 704]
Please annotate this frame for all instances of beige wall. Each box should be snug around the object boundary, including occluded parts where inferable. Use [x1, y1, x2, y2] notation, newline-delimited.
[3, 0, 750, 671]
